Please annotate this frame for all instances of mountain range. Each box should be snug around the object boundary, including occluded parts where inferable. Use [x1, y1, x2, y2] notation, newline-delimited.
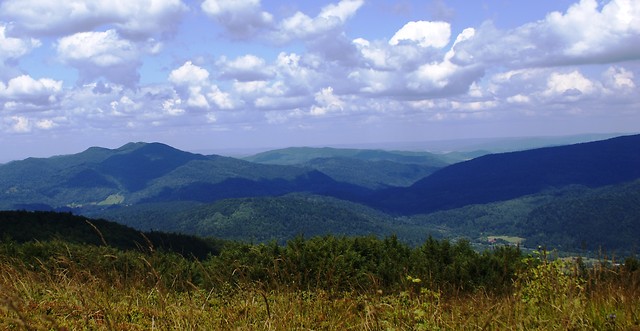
[1, 134, 639, 253]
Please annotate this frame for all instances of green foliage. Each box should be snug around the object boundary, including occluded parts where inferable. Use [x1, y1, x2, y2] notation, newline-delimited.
[1, 232, 639, 329]
[94, 195, 397, 243]
[304, 157, 441, 189]
[243, 146, 450, 166]
[524, 179, 640, 253]
[200, 234, 523, 295]
[0, 210, 224, 259]
[513, 249, 592, 329]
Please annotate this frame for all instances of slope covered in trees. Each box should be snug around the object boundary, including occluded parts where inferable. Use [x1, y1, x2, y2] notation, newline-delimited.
[0, 210, 222, 259]
[92, 194, 395, 243]
[1, 135, 639, 254]
[371, 134, 640, 214]
[523, 179, 640, 252]
[0, 142, 369, 210]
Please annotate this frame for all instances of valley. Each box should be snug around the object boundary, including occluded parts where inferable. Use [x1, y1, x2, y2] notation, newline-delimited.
[1, 134, 639, 255]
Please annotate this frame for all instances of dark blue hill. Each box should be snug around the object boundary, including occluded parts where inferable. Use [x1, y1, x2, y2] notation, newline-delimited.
[370, 134, 640, 214]
[97, 142, 208, 191]
[142, 170, 371, 203]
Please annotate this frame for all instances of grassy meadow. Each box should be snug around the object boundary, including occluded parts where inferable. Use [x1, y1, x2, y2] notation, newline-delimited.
[1, 237, 639, 330]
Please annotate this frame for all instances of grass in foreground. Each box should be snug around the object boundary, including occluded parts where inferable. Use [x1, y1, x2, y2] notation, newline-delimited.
[1, 239, 639, 330]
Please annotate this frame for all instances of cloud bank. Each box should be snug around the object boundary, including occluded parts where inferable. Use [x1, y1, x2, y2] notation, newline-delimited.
[0, 0, 638, 159]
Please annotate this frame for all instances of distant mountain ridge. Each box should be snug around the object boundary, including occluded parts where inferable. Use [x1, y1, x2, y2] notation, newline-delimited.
[243, 146, 448, 189]
[2, 134, 640, 253]
[244, 146, 450, 166]
[0, 142, 368, 211]
[2, 135, 639, 215]
[371, 134, 640, 214]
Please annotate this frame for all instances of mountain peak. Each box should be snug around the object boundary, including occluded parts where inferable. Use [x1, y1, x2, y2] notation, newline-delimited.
[116, 142, 160, 152]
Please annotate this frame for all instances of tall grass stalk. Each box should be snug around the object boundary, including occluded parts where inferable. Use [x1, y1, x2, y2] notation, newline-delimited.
[1, 240, 639, 330]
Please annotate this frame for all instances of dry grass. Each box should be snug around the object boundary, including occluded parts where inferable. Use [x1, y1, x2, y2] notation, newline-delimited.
[1, 243, 639, 330]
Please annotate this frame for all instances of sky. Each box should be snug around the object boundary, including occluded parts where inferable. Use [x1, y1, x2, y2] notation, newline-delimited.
[1, 0, 639, 162]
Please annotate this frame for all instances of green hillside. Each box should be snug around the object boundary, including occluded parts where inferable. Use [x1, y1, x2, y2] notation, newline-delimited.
[371, 134, 640, 214]
[92, 194, 397, 244]
[523, 179, 640, 252]
[244, 146, 450, 166]
[0, 210, 223, 259]
[404, 180, 640, 254]
[2, 136, 640, 255]
[0, 142, 368, 210]
[303, 157, 441, 189]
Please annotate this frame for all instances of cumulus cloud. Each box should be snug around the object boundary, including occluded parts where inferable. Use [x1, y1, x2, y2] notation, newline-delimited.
[169, 61, 235, 110]
[545, 0, 640, 61]
[0, 0, 187, 39]
[452, 0, 640, 68]
[168, 61, 210, 86]
[543, 71, 596, 99]
[201, 0, 274, 39]
[169, 61, 211, 108]
[271, 0, 364, 43]
[484, 64, 636, 115]
[348, 27, 482, 99]
[56, 83, 201, 131]
[0, 24, 42, 80]
[230, 52, 319, 111]
[310, 87, 344, 116]
[0, 24, 41, 61]
[2, 0, 639, 143]
[217, 55, 274, 81]
[0, 75, 63, 107]
[58, 30, 137, 67]
[57, 30, 141, 86]
[603, 66, 636, 91]
[7, 115, 31, 133]
[389, 21, 451, 48]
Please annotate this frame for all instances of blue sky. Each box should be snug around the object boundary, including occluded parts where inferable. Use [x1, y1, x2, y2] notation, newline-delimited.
[1, 0, 639, 161]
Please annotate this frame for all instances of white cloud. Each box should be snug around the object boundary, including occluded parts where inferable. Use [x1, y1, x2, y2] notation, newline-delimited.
[203, 0, 364, 44]
[389, 21, 451, 48]
[310, 87, 344, 116]
[545, 0, 640, 59]
[169, 61, 236, 110]
[0, 75, 63, 106]
[201, 0, 273, 39]
[9, 115, 31, 133]
[162, 98, 185, 116]
[0, 0, 187, 39]
[274, 0, 364, 43]
[603, 66, 635, 91]
[207, 85, 234, 110]
[453, 0, 640, 68]
[1, 0, 639, 143]
[110, 95, 142, 116]
[35, 118, 56, 130]
[57, 30, 141, 86]
[0, 24, 41, 60]
[352, 38, 388, 68]
[255, 95, 309, 111]
[169, 62, 210, 108]
[217, 55, 274, 81]
[58, 30, 137, 67]
[506, 94, 531, 104]
[543, 71, 596, 98]
[265, 108, 304, 124]
[168, 61, 210, 86]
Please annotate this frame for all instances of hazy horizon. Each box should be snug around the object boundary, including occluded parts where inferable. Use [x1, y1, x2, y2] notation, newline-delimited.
[1, 131, 633, 164]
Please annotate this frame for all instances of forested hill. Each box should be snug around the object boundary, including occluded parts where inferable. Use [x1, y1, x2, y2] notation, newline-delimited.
[0, 142, 369, 210]
[0, 210, 222, 259]
[371, 134, 640, 214]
